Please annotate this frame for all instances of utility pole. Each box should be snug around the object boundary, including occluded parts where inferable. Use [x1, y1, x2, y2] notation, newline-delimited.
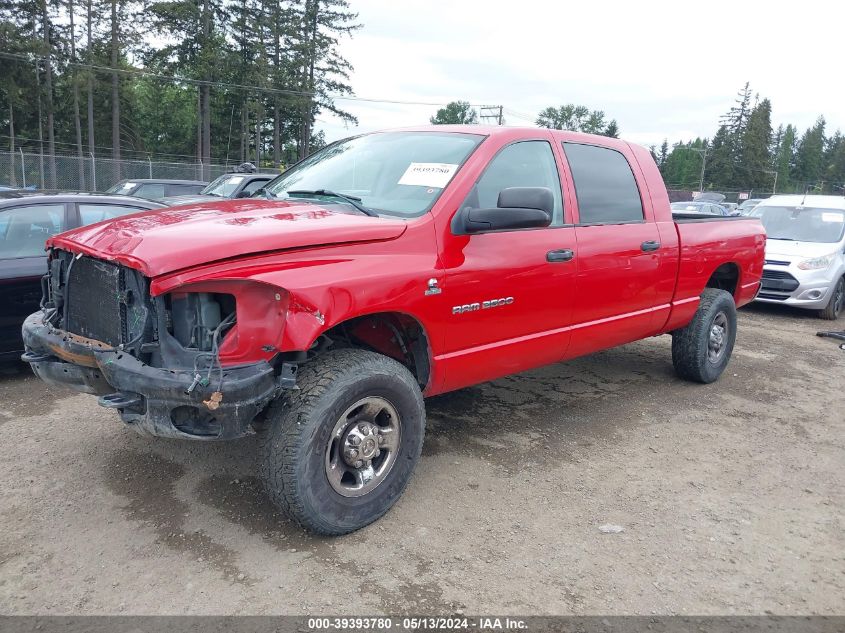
[685, 144, 707, 193]
[763, 169, 778, 194]
[479, 105, 504, 126]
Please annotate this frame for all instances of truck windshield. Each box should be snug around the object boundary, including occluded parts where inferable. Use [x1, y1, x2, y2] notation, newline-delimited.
[261, 131, 484, 218]
[757, 206, 845, 243]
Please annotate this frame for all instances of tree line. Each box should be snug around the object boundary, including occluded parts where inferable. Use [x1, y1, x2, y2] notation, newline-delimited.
[657, 83, 845, 194]
[430, 100, 620, 138]
[0, 0, 358, 186]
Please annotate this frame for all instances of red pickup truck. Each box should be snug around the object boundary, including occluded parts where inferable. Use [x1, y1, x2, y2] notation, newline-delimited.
[22, 126, 765, 535]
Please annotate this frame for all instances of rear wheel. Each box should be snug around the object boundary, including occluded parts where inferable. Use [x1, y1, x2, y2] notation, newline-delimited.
[672, 288, 737, 384]
[818, 277, 844, 320]
[258, 349, 425, 535]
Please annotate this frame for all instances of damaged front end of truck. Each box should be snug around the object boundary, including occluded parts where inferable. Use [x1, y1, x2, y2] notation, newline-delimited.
[22, 249, 296, 440]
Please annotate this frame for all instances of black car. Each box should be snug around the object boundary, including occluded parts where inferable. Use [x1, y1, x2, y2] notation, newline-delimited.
[105, 179, 207, 200]
[0, 192, 165, 360]
[157, 172, 278, 206]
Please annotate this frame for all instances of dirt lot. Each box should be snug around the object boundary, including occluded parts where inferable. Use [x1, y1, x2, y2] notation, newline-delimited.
[0, 303, 843, 616]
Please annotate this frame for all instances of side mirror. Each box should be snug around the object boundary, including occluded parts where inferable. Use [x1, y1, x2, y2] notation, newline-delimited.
[462, 187, 553, 233]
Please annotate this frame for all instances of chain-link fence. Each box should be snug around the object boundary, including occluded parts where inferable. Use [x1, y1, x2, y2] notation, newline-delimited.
[0, 151, 234, 192]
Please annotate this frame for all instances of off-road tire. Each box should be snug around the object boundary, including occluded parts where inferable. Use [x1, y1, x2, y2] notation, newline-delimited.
[258, 349, 425, 535]
[672, 288, 737, 384]
[818, 276, 844, 320]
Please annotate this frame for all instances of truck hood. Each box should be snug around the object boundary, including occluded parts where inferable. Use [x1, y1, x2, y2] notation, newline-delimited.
[49, 199, 408, 277]
[765, 239, 841, 261]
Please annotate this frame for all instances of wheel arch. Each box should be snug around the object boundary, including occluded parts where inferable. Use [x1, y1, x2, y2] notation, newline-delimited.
[287, 310, 434, 391]
[705, 261, 740, 299]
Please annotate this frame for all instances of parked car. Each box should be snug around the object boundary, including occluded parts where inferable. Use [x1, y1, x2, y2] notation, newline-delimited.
[722, 202, 739, 215]
[753, 195, 845, 319]
[21, 126, 765, 535]
[106, 179, 207, 200]
[737, 198, 764, 215]
[158, 172, 278, 206]
[0, 192, 165, 360]
[671, 201, 730, 216]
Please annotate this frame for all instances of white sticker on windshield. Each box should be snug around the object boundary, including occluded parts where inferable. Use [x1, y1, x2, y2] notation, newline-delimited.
[821, 212, 844, 222]
[398, 163, 459, 188]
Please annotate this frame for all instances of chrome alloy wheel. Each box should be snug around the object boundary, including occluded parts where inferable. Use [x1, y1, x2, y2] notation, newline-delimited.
[708, 311, 729, 364]
[325, 396, 401, 497]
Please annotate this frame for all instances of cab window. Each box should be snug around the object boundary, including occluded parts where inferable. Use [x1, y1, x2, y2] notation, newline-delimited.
[461, 140, 564, 226]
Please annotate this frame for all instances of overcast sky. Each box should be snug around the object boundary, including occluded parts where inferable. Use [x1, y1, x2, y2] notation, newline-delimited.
[316, 0, 845, 148]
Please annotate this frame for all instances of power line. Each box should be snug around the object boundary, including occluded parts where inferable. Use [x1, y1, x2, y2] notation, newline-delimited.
[502, 108, 536, 123]
[0, 133, 217, 160]
[0, 50, 467, 108]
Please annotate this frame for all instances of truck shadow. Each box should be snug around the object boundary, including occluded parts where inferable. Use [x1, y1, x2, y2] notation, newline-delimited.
[423, 340, 676, 468]
[103, 342, 673, 543]
[0, 360, 76, 420]
[108, 341, 677, 542]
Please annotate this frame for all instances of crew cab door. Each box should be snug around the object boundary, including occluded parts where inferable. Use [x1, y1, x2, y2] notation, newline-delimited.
[560, 141, 666, 358]
[437, 136, 577, 392]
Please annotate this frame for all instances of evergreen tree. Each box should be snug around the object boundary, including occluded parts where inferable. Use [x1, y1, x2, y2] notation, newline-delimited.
[739, 98, 772, 190]
[707, 126, 734, 188]
[774, 124, 796, 193]
[602, 119, 620, 138]
[825, 132, 845, 191]
[794, 117, 826, 189]
[658, 139, 669, 170]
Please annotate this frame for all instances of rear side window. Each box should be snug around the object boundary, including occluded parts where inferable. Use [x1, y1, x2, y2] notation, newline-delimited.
[79, 204, 150, 225]
[166, 183, 205, 196]
[0, 204, 65, 259]
[135, 183, 167, 199]
[563, 143, 644, 224]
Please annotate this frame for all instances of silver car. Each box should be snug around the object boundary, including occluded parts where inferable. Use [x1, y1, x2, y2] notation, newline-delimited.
[754, 195, 845, 319]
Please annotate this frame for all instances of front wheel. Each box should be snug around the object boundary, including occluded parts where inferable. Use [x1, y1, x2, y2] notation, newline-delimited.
[258, 348, 425, 535]
[672, 288, 737, 384]
[818, 277, 844, 320]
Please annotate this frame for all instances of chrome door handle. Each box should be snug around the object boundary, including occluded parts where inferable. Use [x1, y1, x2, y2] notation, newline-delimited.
[546, 249, 575, 263]
[641, 240, 661, 252]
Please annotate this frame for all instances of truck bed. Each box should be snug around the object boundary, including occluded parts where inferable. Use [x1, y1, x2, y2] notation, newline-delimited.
[672, 212, 759, 223]
[662, 214, 765, 333]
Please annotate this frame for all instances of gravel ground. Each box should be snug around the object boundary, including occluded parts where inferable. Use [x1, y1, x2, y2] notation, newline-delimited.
[0, 303, 843, 615]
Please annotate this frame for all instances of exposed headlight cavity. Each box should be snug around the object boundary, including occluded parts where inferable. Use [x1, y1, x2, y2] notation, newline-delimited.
[167, 292, 236, 351]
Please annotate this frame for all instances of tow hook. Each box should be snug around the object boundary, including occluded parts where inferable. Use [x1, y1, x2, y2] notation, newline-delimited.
[277, 362, 298, 389]
[98, 391, 144, 412]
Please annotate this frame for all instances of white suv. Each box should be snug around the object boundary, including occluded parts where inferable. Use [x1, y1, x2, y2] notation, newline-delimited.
[754, 195, 845, 320]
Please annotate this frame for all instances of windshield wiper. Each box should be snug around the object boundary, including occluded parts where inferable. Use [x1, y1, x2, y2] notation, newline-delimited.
[286, 189, 378, 217]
